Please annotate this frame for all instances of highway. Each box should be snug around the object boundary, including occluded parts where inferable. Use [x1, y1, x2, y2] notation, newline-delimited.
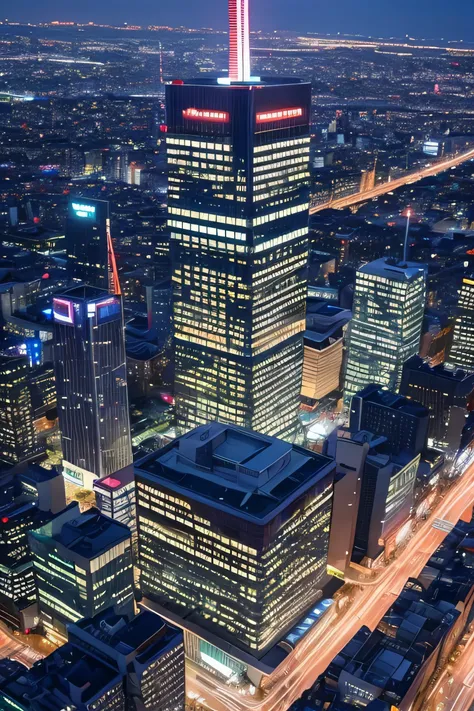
[186, 459, 474, 711]
[309, 146, 474, 214]
[0, 629, 44, 668]
[422, 621, 474, 711]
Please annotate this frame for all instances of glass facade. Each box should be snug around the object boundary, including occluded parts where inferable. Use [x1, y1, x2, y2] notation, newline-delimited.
[136, 424, 334, 655]
[167, 79, 311, 441]
[66, 197, 110, 289]
[448, 277, 474, 370]
[0, 356, 42, 465]
[53, 286, 133, 489]
[344, 259, 426, 402]
[29, 508, 134, 638]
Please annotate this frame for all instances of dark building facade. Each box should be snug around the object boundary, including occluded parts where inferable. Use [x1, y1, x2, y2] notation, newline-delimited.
[69, 609, 185, 711]
[29, 506, 134, 640]
[400, 355, 474, 451]
[0, 356, 43, 465]
[350, 384, 429, 457]
[135, 422, 334, 658]
[167, 78, 311, 440]
[66, 197, 110, 289]
[53, 286, 133, 489]
[0, 465, 66, 630]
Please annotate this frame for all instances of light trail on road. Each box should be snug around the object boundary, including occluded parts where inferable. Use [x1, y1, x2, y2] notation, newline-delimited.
[309, 147, 474, 214]
[186, 460, 474, 711]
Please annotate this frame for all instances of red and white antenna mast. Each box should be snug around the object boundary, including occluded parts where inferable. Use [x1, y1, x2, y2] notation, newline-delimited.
[228, 0, 250, 81]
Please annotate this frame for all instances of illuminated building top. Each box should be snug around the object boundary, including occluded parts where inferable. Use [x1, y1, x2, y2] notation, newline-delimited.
[228, 0, 250, 81]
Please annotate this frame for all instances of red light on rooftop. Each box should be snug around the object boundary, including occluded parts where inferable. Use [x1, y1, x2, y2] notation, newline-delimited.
[256, 107, 303, 124]
[183, 108, 230, 123]
[33, 216, 41, 224]
[1, 517, 9, 524]
[160, 124, 168, 133]
[42, 273, 50, 279]
[172, 79, 184, 85]
[100, 476, 122, 489]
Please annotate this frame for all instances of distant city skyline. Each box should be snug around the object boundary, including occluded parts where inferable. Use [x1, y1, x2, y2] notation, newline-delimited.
[4, 0, 474, 43]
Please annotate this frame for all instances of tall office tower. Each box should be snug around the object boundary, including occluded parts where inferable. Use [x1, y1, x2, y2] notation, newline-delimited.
[53, 286, 133, 490]
[29, 505, 134, 640]
[344, 258, 426, 402]
[168, 78, 311, 439]
[69, 609, 185, 711]
[448, 276, 474, 370]
[66, 197, 121, 293]
[136, 422, 334, 681]
[401, 355, 474, 451]
[350, 384, 429, 457]
[0, 356, 43, 465]
[0, 465, 66, 631]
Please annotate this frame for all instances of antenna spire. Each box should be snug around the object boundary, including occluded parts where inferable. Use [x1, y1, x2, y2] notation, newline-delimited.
[228, 0, 250, 81]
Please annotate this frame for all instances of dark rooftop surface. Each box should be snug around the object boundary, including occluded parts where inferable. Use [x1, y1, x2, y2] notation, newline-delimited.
[355, 384, 429, 419]
[59, 284, 109, 301]
[136, 422, 334, 523]
[46, 508, 131, 558]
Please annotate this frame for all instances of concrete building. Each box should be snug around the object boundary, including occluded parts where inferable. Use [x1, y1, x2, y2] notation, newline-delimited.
[400, 355, 474, 451]
[29, 506, 134, 641]
[301, 300, 351, 409]
[350, 384, 429, 457]
[69, 608, 185, 711]
[136, 422, 334, 688]
[0, 465, 66, 631]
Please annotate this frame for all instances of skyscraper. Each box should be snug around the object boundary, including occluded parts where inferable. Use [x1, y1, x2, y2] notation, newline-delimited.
[448, 276, 474, 371]
[168, 78, 311, 440]
[53, 286, 132, 489]
[136, 422, 334, 661]
[66, 197, 120, 294]
[0, 356, 43, 465]
[344, 258, 426, 402]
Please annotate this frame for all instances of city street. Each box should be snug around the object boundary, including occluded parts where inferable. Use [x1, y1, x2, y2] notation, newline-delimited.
[310, 146, 474, 213]
[185, 459, 474, 711]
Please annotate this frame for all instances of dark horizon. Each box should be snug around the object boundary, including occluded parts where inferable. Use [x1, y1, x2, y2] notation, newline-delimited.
[3, 0, 474, 43]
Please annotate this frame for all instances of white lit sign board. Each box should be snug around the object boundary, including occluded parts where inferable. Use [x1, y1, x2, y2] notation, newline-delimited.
[72, 202, 96, 219]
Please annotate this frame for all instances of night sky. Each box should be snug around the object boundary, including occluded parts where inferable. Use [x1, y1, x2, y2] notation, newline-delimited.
[5, 0, 474, 41]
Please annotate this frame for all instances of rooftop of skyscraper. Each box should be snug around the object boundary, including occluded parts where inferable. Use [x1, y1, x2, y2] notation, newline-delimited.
[58, 284, 109, 301]
[32, 506, 131, 559]
[70, 608, 183, 664]
[358, 257, 425, 282]
[354, 384, 429, 419]
[136, 422, 334, 523]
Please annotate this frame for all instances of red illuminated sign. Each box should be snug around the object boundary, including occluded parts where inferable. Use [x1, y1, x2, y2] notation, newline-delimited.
[182, 108, 230, 123]
[256, 107, 303, 123]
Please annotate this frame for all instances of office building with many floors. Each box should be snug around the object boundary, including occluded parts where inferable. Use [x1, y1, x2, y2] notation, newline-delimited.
[135, 422, 334, 686]
[344, 258, 426, 402]
[167, 76, 311, 440]
[53, 286, 133, 490]
[68, 608, 185, 711]
[0, 356, 44, 466]
[0, 464, 66, 631]
[66, 197, 111, 290]
[448, 275, 474, 371]
[29, 505, 134, 640]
